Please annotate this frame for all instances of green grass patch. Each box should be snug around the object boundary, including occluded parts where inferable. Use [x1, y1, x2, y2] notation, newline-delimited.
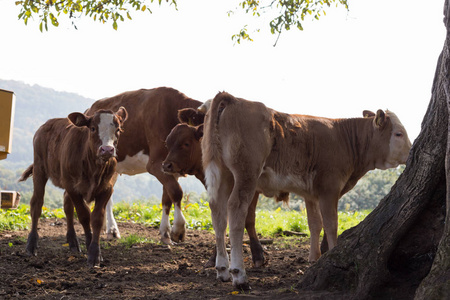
[337, 210, 370, 235]
[0, 202, 371, 240]
[0, 204, 30, 230]
[119, 233, 154, 248]
[255, 207, 309, 237]
[113, 199, 213, 231]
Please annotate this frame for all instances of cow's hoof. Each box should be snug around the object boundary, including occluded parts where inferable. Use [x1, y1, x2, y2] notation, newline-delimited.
[26, 244, 38, 257]
[106, 228, 121, 240]
[70, 246, 80, 253]
[160, 236, 174, 245]
[26, 248, 37, 257]
[87, 255, 102, 268]
[170, 230, 185, 243]
[253, 259, 265, 268]
[67, 237, 81, 253]
[250, 239, 266, 268]
[171, 221, 186, 243]
[231, 268, 249, 290]
[26, 232, 39, 256]
[87, 242, 102, 267]
[216, 266, 231, 282]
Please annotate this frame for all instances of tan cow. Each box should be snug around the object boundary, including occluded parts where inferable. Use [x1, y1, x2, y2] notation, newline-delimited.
[19, 108, 128, 267]
[202, 92, 411, 289]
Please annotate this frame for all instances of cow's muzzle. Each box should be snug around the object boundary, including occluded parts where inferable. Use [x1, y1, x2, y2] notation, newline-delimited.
[162, 161, 175, 174]
[98, 145, 116, 160]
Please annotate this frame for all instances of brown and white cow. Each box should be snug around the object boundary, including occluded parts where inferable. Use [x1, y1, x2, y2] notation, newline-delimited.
[19, 108, 128, 267]
[162, 114, 265, 268]
[85, 87, 204, 244]
[202, 92, 411, 289]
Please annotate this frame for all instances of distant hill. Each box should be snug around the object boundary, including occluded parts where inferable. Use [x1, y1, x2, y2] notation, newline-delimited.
[0, 80, 205, 207]
[0, 79, 94, 165]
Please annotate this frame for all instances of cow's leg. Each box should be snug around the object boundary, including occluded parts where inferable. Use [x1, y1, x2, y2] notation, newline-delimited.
[227, 174, 257, 290]
[87, 189, 112, 267]
[63, 192, 80, 252]
[70, 193, 93, 252]
[171, 194, 186, 243]
[319, 194, 339, 251]
[105, 196, 121, 239]
[26, 169, 48, 256]
[205, 193, 264, 270]
[305, 197, 323, 262]
[246, 192, 265, 268]
[160, 188, 174, 244]
[148, 157, 185, 244]
[208, 165, 233, 283]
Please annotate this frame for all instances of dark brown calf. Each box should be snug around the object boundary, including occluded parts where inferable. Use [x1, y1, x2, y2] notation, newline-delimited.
[19, 108, 128, 266]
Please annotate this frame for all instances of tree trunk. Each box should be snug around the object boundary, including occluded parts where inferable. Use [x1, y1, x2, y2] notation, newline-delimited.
[298, 2, 450, 299]
[414, 2, 450, 298]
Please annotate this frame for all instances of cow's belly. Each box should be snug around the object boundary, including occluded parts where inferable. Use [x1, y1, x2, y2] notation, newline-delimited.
[257, 167, 315, 199]
[116, 150, 149, 175]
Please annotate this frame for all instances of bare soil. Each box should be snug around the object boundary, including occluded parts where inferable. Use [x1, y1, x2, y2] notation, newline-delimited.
[0, 218, 319, 299]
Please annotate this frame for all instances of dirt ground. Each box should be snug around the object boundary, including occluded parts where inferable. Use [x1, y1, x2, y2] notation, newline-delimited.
[0, 218, 321, 299]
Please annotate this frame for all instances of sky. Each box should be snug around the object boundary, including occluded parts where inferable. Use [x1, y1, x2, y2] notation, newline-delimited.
[0, 0, 446, 141]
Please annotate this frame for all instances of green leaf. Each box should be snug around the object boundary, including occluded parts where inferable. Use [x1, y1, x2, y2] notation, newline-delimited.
[113, 20, 118, 30]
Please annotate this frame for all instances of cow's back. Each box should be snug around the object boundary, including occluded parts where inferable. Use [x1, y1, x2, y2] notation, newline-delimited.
[32, 117, 89, 189]
[87, 88, 202, 164]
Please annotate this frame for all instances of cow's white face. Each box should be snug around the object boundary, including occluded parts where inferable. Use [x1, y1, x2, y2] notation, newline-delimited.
[68, 107, 127, 162]
[380, 111, 412, 169]
[97, 113, 118, 158]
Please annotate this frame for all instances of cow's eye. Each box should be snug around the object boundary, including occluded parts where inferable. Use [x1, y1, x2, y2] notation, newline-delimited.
[184, 143, 190, 147]
[395, 132, 403, 137]
[91, 127, 96, 132]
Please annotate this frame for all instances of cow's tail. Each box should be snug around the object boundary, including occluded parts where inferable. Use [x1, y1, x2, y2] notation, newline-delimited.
[202, 92, 236, 200]
[19, 164, 33, 182]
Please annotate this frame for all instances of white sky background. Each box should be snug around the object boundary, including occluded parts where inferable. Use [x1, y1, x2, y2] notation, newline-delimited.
[0, 0, 446, 141]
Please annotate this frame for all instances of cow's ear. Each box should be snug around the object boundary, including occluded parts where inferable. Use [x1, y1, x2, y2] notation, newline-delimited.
[68, 112, 90, 127]
[198, 99, 212, 113]
[178, 108, 197, 125]
[374, 109, 386, 128]
[116, 106, 128, 123]
[363, 110, 375, 118]
[194, 124, 204, 140]
[178, 108, 204, 126]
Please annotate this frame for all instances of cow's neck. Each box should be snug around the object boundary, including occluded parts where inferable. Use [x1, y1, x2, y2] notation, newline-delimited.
[337, 117, 382, 178]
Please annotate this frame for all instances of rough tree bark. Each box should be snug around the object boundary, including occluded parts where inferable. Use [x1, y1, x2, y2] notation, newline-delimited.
[297, 1, 450, 299]
[415, 2, 450, 298]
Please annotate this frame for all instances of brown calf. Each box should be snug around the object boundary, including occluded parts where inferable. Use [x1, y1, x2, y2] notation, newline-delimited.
[202, 92, 411, 289]
[19, 108, 128, 266]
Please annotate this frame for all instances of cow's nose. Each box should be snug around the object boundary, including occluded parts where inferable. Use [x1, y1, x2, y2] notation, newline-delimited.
[99, 145, 115, 158]
[162, 161, 173, 172]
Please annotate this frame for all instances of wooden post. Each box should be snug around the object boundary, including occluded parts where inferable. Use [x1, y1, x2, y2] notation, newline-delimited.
[0, 89, 19, 209]
[0, 89, 16, 160]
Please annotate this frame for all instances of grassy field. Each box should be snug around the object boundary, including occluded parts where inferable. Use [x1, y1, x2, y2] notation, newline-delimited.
[0, 200, 370, 238]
